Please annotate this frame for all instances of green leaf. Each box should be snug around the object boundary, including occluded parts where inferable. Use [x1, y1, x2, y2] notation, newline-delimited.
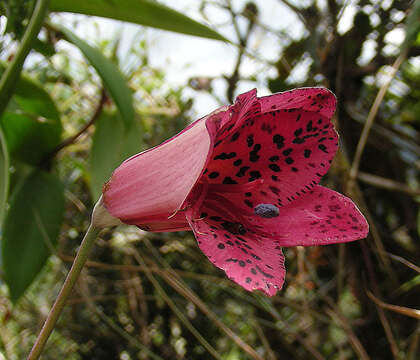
[90, 112, 142, 200]
[402, 0, 420, 50]
[0, 127, 9, 225]
[0, 66, 62, 165]
[50, 0, 227, 41]
[58, 26, 135, 130]
[2, 170, 65, 303]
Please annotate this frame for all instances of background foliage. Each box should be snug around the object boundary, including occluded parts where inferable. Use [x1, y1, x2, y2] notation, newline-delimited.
[0, 0, 419, 359]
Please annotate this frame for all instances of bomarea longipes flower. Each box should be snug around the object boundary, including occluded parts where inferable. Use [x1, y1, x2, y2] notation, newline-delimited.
[102, 88, 369, 296]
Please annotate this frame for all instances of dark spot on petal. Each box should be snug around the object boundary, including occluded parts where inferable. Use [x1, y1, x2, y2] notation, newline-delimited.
[209, 172, 219, 179]
[233, 159, 242, 166]
[304, 149, 311, 158]
[221, 221, 246, 235]
[282, 148, 293, 156]
[269, 155, 279, 162]
[249, 170, 262, 182]
[256, 265, 274, 279]
[217, 243, 225, 249]
[269, 164, 281, 172]
[318, 144, 328, 153]
[273, 134, 285, 149]
[214, 152, 237, 160]
[292, 137, 305, 144]
[249, 152, 260, 162]
[231, 132, 240, 141]
[223, 177, 238, 184]
[247, 135, 254, 147]
[294, 128, 303, 136]
[236, 166, 250, 177]
[244, 199, 253, 208]
[285, 157, 294, 164]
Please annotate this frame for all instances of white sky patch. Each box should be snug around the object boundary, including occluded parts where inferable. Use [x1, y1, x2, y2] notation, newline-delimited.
[337, 2, 357, 35]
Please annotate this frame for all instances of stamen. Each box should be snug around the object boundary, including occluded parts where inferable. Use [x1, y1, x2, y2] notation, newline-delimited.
[167, 206, 188, 219]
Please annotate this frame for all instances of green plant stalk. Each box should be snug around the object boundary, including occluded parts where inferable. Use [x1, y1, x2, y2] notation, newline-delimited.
[0, 0, 50, 118]
[27, 224, 101, 360]
[27, 196, 121, 360]
[0, 128, 9, 224]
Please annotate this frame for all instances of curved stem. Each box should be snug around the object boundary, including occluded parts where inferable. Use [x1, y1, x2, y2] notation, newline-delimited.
[0, 0, 50, 117]
[27, 224, 101, 360]
[48, 88, 107, 158]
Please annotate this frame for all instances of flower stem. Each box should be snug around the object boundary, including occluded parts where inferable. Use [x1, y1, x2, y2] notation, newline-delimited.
[27, 224, 101, 360]
[0, 0, 50, 118]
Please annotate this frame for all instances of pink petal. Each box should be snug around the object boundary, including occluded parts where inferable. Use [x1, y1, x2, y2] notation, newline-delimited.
[203, 88, 338, 208]
[226, 185, 368, 246]
[185, 197, 286, 296]
[103, 107, 228, 231]
[259, 87, 336, 119]
[274, 186, 369, 246]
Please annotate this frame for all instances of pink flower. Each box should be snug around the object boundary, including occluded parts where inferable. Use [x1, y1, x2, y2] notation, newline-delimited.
[103, 88, 369, 296]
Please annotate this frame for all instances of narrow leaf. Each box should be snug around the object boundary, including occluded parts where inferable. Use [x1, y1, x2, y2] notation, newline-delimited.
[50, 0, 227, 41]
[58, 26, 135, 130]
[2, 171, 65, 303]
[401, 0, 420, 50]
[90, 112, 142, 200]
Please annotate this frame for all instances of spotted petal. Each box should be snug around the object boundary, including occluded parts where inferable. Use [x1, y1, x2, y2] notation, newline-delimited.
[204, 88, 339, 208]
[185, 195, 286, 296]
[214, 185, 368, 246]
[103, 107, 228, 231]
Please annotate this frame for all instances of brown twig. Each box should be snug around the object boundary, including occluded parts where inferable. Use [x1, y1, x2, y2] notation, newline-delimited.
[47, 88, 107, 158]
[360, 242, 400, 359]
[367, 290, 420, 320]
[324, 306, 371, 360]
[357, 171, 420, 197]
[349, 50, 407, 181]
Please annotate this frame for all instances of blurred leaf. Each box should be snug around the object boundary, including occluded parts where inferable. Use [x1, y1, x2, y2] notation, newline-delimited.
[0, 65, 62, 165]
[90, 112, 142, 200]
[50, 0, 227, 41]
[401, 0, 420, 50]
[0, 127, 9, 225]
[2, 170, 65, 303]
[58, 25, 135, 130]
[32, 38, 56, 57]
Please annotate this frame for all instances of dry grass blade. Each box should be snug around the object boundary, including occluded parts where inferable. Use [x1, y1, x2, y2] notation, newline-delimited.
[367, 291, 420, 320]
[325, 307, 370, 360]
[157, 266, 265, 360]
[76, 272, 164, 360]
[384, 252, 420, 274]
[126, 247, 224, 360]
[140, 238, 264, 359]
[349, 50, 407, 180]
[250, 317, 276, 360]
